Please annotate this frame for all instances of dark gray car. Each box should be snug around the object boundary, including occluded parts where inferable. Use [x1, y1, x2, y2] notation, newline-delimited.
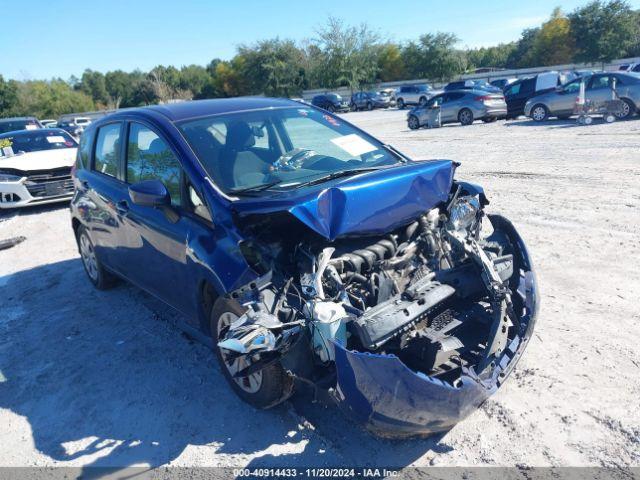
[407, 90, 507, 129]
[525, 72, 640, 121]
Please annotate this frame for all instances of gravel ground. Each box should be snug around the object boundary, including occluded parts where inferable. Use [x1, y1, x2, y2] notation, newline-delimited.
[1, 110, 639, 470]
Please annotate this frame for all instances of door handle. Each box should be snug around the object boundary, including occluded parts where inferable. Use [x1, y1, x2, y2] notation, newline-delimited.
[116, 200, 130, 216]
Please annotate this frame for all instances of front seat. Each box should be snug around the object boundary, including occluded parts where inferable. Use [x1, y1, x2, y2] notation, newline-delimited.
[220, 121, 270, 189]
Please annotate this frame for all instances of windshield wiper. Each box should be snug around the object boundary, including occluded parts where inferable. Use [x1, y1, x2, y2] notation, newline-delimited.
[227, 180, 283, 195]
[294, 166, 387, 188]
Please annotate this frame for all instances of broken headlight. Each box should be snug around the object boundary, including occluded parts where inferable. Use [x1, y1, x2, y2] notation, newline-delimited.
[448, 195, 480, 231]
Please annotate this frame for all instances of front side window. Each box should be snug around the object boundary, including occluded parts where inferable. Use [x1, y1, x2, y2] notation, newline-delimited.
[178, 107, 402, 194]
[563, 79, 582, 94]
[126, 122, 182, 205]
[94, 123, 121, 177]
[506, 83, 521, 96]
[589, 76, 612, 90]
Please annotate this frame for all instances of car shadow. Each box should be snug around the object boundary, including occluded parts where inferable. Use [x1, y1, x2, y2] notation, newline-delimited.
[0, 257, 455, 472]
[0, 202, 70, 222]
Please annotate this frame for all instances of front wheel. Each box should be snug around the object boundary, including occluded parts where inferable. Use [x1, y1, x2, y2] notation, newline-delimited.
[397, 98, 405, 109]
[531, 104, 548, 122]
[77, 226, 116, 289]
[408, 115, 420, 130]
[326, 104, 335, 113]
[458, 108, 474, 126]
[418, 96, 427, 107]
[210, 298, 293, 409]
[350, 102, 357, 112]
[366, 101, 373, 111]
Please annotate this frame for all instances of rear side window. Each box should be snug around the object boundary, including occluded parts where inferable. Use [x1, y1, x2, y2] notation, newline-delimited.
[94, 123, 121, 177]
[521, 78, 536, 93]
[76, 131, 92, 169]
[126, 122, 182, 206]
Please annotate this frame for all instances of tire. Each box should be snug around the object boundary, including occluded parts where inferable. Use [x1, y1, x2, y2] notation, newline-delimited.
[616, 98, 635, 120]
[408, 115, 420, 130]
[77, 226, 116, 289]
[210, 298, 293, 409]
[482, 117, 497, 123]
[531, 104, 548, 122]
[397, 98, 405, 109]
[326, 104, 335, 113]
[458, 108, 474, 126]
[418, 96, 427, 107]
[366, 101, 373, 111]
[350, 102, 357, 112]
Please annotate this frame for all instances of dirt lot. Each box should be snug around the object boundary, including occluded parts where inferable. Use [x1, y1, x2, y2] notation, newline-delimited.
[1, 111, 639, 470]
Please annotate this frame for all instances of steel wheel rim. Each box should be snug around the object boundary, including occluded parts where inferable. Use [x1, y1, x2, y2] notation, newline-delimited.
[79, 233, 98, 281]
[532, 107, 545, 121]
[217, 311, 263, 393]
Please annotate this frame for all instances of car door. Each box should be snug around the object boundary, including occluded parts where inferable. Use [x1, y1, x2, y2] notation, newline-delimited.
[514, 78, 536, 115]
[116, 120, 195, 315]
[587, 75, 615, 104]
[82, 121, 130, 270]
[441, 92, 464, 122]
[553, 78, 583, 115]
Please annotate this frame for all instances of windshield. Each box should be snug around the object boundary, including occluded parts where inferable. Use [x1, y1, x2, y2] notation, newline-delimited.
[0, 130, 77, 156]
[178, 106, 403, 194]
[0, 119, 39, 135]
[326, 94, 342, 101]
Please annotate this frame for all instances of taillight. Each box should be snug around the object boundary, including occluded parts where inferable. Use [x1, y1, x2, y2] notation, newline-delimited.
[474, 95, 492, 101]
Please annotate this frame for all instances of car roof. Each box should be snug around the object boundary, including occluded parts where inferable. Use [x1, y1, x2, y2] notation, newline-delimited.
[124, 97, 304, 123]
[0, 116, 38, 123]
[0, 127, 69, 139]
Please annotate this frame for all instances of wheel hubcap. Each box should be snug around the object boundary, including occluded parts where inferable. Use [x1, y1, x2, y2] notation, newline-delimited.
[461, 111, 472, 123]
[409, 117, 418, 128]
[533, 107, 545, 120]
[217, 311, 263, 393]
[79, 233, 98, 281]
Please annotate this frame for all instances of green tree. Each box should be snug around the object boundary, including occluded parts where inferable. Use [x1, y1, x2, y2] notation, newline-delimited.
[402, 33, 465, 81]
[526, 8, 576, 66]
[236, 39, 306, 97]
[0, 75, 19, 117]
[466, 43, 517, 70]
[506, 28, 541, 68]
[377, 43, 406, 81]
[569, 0, 640, 63]
[314, 17, 381, 91]
[78, 69, 108, 107]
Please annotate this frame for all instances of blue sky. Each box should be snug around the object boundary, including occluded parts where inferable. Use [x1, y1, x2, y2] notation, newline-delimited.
[2, 0, 639, 80]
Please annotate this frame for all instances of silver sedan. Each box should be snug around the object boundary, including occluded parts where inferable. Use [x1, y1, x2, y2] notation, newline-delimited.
[407, 90, 507, 129]
[524, 72, 640, 121]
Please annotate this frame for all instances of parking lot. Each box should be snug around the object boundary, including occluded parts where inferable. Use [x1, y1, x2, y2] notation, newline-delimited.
[1, 109, 639, 470]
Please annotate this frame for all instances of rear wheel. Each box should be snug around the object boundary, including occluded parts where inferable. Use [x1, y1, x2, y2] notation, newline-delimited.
[458, 108, 474, 126]
[397, 98, 405, 109]
[77, 226, 116, 289]
[616, 98, 635, 119]
[350, 102, 357, 112]
[418, 96, 428, 107]
[531, 104, 548, 122]
[366, 101, 373, 111]
[210, 298, 293, 409]
[326, 104, 335, 113]
[408, 115, 420, 130]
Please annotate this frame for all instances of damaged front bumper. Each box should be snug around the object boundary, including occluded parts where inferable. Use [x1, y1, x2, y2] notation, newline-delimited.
[332, 215, 538, 438]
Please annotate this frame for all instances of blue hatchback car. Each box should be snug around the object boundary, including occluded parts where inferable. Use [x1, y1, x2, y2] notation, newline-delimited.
[70, 97, 538, 437]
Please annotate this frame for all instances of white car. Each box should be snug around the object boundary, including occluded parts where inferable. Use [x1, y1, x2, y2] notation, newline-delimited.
[0, 128, 78, 209]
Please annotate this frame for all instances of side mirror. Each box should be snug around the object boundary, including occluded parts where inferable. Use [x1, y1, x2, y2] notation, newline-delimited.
[129, 180, 171, 207]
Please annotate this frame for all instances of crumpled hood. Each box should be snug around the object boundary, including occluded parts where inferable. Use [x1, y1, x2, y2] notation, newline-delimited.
[232, 160, 456, 240]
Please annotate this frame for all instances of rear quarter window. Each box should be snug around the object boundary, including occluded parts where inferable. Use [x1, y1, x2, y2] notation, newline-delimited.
[76, 130, 93, 169]
[93, 123, 122, 178]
